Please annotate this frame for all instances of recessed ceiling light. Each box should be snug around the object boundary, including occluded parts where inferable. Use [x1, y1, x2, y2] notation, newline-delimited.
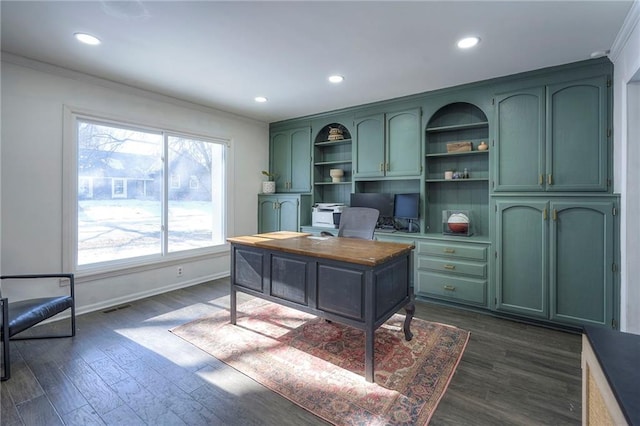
[254, 96, 268, 103]
[74, 32, 101, 45]
[457, 37, 480, 49]
[328, 75, 344, 84]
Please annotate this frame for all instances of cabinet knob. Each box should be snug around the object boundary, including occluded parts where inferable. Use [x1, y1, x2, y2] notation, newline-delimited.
[543, 208, 548, 220]
[444, 285, 456, 291]
[539, 174, 544, 185]
[444, 264, 456, 270]
[548, 174, 553, 185]
[552, 209, 557, 221]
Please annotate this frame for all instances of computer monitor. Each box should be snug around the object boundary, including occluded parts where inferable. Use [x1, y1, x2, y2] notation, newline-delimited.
[394, 193, 420, 233]
[394, 193, 419, 219]
[349, 193, 394, 219]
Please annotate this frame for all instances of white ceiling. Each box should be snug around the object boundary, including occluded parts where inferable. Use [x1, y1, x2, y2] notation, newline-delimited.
[1, 1, 633, 123]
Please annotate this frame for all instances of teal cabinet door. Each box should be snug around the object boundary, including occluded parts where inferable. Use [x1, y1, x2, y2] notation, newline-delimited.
[278, 197, 300, 232]
[271, 132, 291, 193]
[258, 194, 311, 233]
[546, 76, 609, 192]
[495, 200, 549, 318]
[353, 114, 385, 178]
[258, 196, 279, 233]
[270, 127, 311, 193]
[289, 128, 311, 192]
[494, 77, 609, 193]
[386, 108, 422, 177]
[549, 200, 614, 326]
[494, 88, 545, 192]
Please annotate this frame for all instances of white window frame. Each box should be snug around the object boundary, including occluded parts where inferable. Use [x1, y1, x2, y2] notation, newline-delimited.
[62, 106, 233, 278]
[111, 178, 127, 198]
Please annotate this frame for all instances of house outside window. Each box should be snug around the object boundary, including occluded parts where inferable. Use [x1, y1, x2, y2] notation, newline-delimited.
[189, 175, 199, 189]
[112, 178, 126, 198]
[170, 174, 181, 189]
[72, 117, 227, 269]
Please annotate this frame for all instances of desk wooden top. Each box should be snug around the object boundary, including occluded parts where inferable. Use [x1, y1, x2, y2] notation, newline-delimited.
[229, 232, 414, 267]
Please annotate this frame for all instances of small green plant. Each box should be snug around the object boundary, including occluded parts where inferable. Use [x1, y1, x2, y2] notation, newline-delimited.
[261, 170, 278, 181]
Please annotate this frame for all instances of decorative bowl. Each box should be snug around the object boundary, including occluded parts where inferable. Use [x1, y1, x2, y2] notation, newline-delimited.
[329, 168, 344, 182]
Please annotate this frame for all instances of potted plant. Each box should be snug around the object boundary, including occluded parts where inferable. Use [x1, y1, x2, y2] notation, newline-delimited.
[261, 170, 277, 193]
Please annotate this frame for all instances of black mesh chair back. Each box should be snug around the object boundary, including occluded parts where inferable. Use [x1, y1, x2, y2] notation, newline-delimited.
[337, 207, 379, 240]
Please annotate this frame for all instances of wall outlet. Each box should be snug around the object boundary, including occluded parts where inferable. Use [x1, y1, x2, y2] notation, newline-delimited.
[176, 266, 183, 276]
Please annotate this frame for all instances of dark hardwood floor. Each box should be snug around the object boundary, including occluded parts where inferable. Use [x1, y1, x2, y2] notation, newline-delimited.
[1, 278, 582, 425]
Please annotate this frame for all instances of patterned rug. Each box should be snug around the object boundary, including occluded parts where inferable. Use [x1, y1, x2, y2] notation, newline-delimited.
[171, 299, 469, 425]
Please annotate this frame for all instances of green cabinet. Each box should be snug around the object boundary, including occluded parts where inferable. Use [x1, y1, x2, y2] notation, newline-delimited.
[494, 198, 615, 327]
[494, 76, 609, 192]
[270, 127, 312, 193]
[258, 194, 312, 233]
[415, 239, 489, 307]
[353, 108, 422, 179]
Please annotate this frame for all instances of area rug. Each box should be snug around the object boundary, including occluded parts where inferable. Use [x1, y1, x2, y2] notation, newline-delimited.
[170, 299, 469, 425]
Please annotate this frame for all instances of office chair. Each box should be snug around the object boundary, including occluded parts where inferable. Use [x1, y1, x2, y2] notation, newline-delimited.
[320, 207, 379, 240]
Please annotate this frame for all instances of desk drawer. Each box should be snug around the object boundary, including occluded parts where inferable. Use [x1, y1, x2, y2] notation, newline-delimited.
[417, 241, 487, 261]
[417, 271, 487, 305]
[417, 257, 486, 278]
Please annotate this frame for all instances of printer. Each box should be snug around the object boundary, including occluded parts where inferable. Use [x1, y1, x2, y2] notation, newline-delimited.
[312, 203, 345, 228]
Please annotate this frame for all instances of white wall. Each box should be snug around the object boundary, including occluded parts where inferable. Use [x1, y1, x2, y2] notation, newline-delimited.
[611, 0, 640, 334]
[1, 54, 269, 314]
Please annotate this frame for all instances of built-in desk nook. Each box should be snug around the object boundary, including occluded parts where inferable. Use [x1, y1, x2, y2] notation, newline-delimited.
[227, 231, 415, 382]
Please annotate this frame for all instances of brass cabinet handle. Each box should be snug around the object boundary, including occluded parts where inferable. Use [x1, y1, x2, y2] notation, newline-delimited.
[552, 209, 557, 221]
[444, 264, 456, 270]
[539, 174, 543, 185]
[443, 248, 455, 254]
[548, 174, 553, 185]
[543, 208, 547, 220]
[444, 285, 456, 291]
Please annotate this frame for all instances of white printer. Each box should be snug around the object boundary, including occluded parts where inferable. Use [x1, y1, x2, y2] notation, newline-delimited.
[312, 203, 345, 228]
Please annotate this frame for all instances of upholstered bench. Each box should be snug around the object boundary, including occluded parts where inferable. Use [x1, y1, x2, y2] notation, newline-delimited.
[1, 274, 75, 381]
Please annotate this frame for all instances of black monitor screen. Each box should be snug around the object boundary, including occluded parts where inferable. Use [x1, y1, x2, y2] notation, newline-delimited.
[394, 193, 420, 219]
[350, 193, 394, 218]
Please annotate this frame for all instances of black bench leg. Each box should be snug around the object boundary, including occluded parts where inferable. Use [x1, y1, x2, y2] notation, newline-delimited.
[1, 298, 10, 381]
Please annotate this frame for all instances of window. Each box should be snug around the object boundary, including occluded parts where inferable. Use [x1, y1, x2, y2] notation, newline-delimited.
[73, 117, 226, 269]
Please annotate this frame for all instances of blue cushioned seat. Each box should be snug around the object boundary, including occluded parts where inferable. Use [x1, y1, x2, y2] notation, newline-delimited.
[1, 274, 75, 381]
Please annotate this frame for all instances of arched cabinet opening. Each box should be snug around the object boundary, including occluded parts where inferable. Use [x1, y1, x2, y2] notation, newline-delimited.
[424, 102, 490, 238]
[313, 123, 352, 205]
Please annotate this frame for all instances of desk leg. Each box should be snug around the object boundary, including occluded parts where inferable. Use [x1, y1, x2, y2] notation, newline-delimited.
[365, 327, 374, 383]
[230, 288, 237, 325]
[403, 300, 415, 341]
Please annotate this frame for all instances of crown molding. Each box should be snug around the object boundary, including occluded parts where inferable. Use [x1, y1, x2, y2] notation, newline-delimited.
[609, 0, 640, 62]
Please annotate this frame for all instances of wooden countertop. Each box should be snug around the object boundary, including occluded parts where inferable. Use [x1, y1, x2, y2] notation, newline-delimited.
[229, 232, 414, 267]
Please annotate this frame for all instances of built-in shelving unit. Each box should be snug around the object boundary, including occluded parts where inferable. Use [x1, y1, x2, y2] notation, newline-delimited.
[424, 103, 489, 237]
[313, 124, 352, 205]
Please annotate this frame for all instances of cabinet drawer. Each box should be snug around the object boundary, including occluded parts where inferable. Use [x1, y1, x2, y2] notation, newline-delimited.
[417, 241, 487, 261]
[417, 257, 486, 278]
[417, 271, 487, 305]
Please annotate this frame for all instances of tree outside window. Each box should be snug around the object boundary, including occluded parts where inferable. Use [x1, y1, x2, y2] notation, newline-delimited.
[75, 119, 226, 267]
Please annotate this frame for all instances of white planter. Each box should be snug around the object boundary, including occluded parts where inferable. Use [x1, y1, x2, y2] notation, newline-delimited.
[262, 181, 276, 194]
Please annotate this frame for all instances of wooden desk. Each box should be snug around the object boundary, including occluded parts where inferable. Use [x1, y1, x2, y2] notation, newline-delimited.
[228, 231, 415, 382]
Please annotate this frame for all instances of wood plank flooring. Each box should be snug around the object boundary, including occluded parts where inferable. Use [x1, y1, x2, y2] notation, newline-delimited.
[1, 278, 582, 425]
